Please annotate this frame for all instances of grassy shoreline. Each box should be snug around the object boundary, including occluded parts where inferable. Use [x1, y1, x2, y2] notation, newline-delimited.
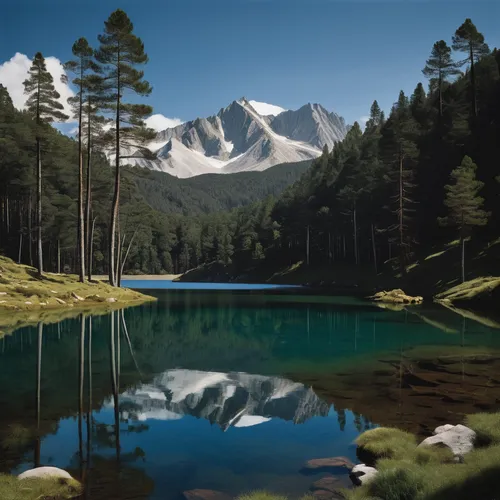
[0, 256, 155, 336]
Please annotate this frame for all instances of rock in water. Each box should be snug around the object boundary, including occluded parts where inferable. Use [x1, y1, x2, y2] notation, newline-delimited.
[303, 456, 355, 471]
[311, 476, 340, 492]
[369, 289, 423, 305]
[419, 424, 476, 458]
[350, 464, 378, 486]
[183, 490, 232, 500]
[18, 466, 73, 481]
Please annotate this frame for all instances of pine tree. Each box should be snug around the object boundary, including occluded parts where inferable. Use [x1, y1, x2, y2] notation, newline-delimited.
[452, 19, 490, 117]
[380, 91, 418, 275]
[439, 156, 489, 283]
[367, 100, 383, 128]
[23, 52, 68, 276]
[422, 41, 460, 117]
[96, 9, 154, 286]
[64, 38, 101, 283]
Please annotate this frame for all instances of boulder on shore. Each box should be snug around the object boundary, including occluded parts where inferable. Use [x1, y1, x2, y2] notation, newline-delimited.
[349, 464, 378, 486]
[18, 466, 73, 481]
[418, 424, 476, 459]
[369, 289, 423, 305]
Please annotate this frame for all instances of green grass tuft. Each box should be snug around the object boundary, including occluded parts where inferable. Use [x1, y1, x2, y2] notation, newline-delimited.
[0, 473, 82, 500]
[356, 427, 417, 461]
[465, 412, 500, 446]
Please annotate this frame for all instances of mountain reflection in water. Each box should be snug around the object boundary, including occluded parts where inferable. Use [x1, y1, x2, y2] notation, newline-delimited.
[111, 370, 330, 430]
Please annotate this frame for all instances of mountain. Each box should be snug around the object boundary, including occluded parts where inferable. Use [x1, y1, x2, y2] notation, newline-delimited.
[130, 98, 347, 178]
[128, 160, 311, 216]
[111, 369, 330, 430]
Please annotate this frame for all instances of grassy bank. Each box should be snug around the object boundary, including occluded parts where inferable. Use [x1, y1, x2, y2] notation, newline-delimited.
[344, 412, 500, 500]
[0, 256, 155, 336]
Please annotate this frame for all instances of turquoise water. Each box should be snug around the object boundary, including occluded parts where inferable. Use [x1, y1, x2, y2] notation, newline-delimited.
[1, 285, 499, 499]
[121, 280, 301, 290]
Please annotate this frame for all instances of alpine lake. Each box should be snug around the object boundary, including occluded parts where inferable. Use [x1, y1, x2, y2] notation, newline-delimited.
[1, 281, 500, 499]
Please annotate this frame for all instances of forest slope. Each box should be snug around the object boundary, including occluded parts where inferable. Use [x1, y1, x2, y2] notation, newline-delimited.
[128, 160, 311, 215]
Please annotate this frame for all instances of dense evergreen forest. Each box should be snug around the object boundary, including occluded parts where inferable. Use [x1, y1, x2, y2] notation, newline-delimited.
[0, 14, 499, 285]
[130, 160, 311, 215]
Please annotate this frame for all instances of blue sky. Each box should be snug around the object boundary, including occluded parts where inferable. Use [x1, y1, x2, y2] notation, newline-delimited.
[1, 0, 499, 128]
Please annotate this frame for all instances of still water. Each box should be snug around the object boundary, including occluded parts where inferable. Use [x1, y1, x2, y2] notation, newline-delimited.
[1, 284, 500, 499]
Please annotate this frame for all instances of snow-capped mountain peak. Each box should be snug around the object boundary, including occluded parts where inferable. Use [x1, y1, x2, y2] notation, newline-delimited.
[129, 98, 347, 178]
[248, 100, 287, 117]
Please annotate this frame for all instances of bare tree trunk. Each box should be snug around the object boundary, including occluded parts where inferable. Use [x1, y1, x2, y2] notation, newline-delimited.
[461, 235, 465, 283]
[28, 193, 33, 267]
[328, 232, 331, 263]
[117, 232, 124, 287]
[306, 225, 310, 266]
[85, 123, 92, 281]
[89, 217, 96, 281]
[36, 137, 43, 276]
[77, 67, 85, 283]
[57, 240, 61, 274]
[109, 59, 121, 287]
[18, 233, 23, 264]
[343, 234, 346, 259]
[120, 230, 137, 280]
[353, 204, 358, 265]
[371, 223, 378, 275]
[399, 153, 405, 276]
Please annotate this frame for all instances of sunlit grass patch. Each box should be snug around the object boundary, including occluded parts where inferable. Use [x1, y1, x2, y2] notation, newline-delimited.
[465, 412, 500, 446]
[0, 474, 82, 500]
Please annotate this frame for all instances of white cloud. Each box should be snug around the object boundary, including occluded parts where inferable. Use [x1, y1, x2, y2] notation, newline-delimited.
[145, 114, 184, 132]
[249, 100, 286, 117]
[0, 52, 74, 121]
[359, 115, 370, 128]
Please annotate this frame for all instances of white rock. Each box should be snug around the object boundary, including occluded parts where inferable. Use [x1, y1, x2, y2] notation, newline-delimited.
[434, 424, 455, 435]
[419, 424, 476, 458]
[71, 292, 84, 301]
[0, 300, 6, 304]
[55, 298, 66, 305]
[18, 466, 73, 481]
[0, 291, 7, 295]
[24, 301, 32, 305]
[350, 464, 378, 486]
[106, 297, 117, 303]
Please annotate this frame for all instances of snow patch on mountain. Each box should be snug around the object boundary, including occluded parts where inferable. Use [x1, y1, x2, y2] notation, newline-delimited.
[249, 100, 286, 117]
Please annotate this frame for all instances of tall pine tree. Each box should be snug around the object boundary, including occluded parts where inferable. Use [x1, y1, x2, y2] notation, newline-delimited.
[422, 41, 459, 117]
[23, 52, 68, 276]
[440, 156, 489, 283]
[96, 9, 155, 286]
[452, 19, 490, 118]
[64, 37, 101, 283]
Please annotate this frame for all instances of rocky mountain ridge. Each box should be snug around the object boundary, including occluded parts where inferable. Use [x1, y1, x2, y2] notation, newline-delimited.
[130, 98, 347, 178]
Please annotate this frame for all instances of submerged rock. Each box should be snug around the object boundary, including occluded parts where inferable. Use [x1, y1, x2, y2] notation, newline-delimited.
[18, 466, 73, 481]
[369, 289, 423, 305]
[418, 424, 476, 459]
[303, 456, 355, 471]
[350, 464, 378, 486]
[311, 475, 340, 492]
[183, 490, 232, 500]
